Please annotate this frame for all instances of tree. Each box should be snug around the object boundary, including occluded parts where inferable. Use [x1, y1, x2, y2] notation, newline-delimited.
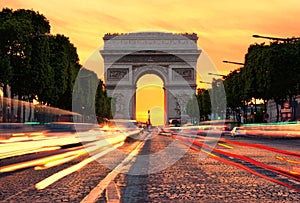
[48, 34, 81, 110]
[29, 34, 54, 105]
[196, 88, 211, 121]
[186, 95, 200, 124]
[242, 40, 300, 122]
[0, 8, 51, 121]
[73, 68, 112, 123]
[209, 78, 226, 120]
[95, 79, 112, 121]
[0, 8, 13, 97]
[0, 8, 114, 122]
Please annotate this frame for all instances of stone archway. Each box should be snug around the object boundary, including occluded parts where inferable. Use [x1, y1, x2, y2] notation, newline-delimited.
[133, 65, 167, 124]
[100, 32, 201, 124]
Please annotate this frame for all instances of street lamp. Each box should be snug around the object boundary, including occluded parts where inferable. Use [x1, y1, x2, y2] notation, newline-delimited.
[199, 80, 212, 85]
[222, 60, 245, 66]
[222, 60, 244, 78]
[250, 102, 255, 123]
[7, 106, 10, 122]
[252, 34, 300, 43]
[82, 106, 85, 122]
[208, 72, 227, 77]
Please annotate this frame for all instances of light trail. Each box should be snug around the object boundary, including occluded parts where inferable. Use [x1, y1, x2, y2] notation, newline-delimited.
[276, 156, 300, 164]
[29, 132, 44, 136]
[192, 144, 300, 192]
[219, 138, 300, 158]
[0, 130, 129, 172]
[218, 143, 233, 149]
[34, 154, 82, 170]
[0, 146, 61, 160]
[11, 133, 25, 137]
[175, 136, 300, 191]
[0, 147, 86, 173]
[0, 129, 129, 160]
[34, 135, 128, 170]
[35, 142, 124, 190]
[0, 136, 79, 153]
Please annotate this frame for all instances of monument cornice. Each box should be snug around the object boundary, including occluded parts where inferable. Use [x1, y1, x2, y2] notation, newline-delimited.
[103, 32, 198, 42]
[102, 32, 200, 51]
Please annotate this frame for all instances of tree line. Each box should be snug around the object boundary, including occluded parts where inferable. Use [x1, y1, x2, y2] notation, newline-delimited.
[224, 40, 300, 122]
[187, 39, 300, 123]
[0, 8, 111, 122]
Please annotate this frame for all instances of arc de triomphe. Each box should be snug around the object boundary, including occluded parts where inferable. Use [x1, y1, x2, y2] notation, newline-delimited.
[100, 32, 201, 124]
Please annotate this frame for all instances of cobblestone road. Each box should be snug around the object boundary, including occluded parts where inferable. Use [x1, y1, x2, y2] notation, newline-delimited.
[115, 132, 300, 202]
[1, 130, 300, 202]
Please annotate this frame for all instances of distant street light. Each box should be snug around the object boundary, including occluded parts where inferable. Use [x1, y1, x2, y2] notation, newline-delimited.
[208, 73, 227, 77]
[222, 60, 245, 66]
[199, 80, 212, 85]
[252, 34, 300, 42]
[222, 60, 244, 77]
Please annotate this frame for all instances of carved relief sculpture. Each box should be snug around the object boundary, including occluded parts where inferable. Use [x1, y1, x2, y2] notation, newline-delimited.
[107, 69, 129, 80]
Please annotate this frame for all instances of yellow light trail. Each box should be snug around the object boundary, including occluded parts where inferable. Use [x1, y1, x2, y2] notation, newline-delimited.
[200, 149, 218, 158]
[0, 135, 123, 172]
[29, 132, 44, 136]
[0, 136, 81, 159]
[35, 142, 124, 190]
[33, 135, 126, 171]
[276, 156, 300, 164]
[34, 154, 82, 170]
[290, 171, 300, 175]
[218, 143, 233, 149]
[0, 146, 61, 160]
[12, 133, 25, 137]
[0, 147, 86, 173]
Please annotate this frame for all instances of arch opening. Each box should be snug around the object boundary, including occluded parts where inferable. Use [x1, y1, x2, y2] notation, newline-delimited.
[136, 74, 165, 126]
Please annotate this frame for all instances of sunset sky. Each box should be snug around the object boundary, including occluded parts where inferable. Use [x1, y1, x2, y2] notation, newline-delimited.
[2, 0, 300, 124]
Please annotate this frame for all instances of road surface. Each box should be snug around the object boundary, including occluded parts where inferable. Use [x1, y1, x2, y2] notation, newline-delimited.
[0, 128, 300, 202]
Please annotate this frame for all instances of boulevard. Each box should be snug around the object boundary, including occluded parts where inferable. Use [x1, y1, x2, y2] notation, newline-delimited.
[0, 127, 299, 202]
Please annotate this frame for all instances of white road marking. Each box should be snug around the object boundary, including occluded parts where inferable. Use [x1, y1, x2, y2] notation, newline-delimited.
[106, 180, 121, 203]
[80, 141, 145, 203]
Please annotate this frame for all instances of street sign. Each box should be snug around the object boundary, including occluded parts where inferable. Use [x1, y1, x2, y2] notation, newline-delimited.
[280, 108, 291, 113]
[264, 113, 269, 120]
[283, 102, 290, 109]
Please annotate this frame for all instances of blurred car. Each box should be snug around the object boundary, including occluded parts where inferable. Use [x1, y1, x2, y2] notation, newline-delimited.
[108, 119, 142, 133]
[169, 119, 181, 127]
[231, 127, 246, 137]
[197, 125, 231, 136]
[178, 124, 199, 137]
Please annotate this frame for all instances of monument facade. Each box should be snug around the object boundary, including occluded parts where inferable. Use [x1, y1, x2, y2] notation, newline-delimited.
[100, 32, 201, 124]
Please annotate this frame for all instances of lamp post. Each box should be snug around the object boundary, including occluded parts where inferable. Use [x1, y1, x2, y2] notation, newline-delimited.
[222, 60, 245, 122]
[252, 34, 300, 43]
[199, 80, 212, 85]
[82, 106, 85, 122]
[222, 60, 245, 66]
[7, 106, 10, 122]
[208, 72, 227, 79]
[147, 109, 151, 128]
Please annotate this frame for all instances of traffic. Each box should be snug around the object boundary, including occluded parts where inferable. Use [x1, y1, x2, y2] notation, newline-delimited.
[1, 119, 300, 202]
